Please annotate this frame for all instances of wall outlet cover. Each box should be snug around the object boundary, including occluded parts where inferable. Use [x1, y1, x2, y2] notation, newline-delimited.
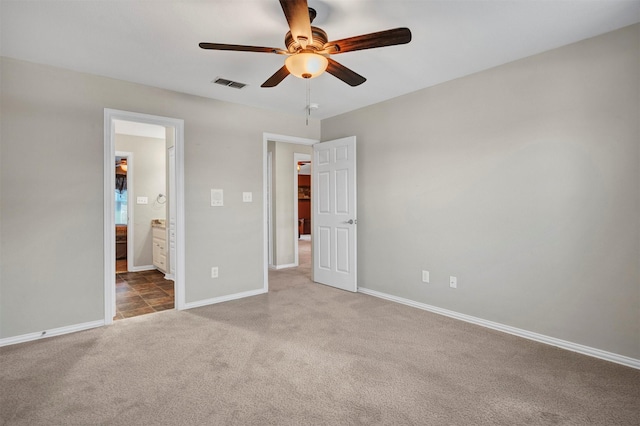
[243, 192, 252, 202]
[449, 276, 457, 288]
[136, 196, 148, 205]
[211, 189, 223, 207]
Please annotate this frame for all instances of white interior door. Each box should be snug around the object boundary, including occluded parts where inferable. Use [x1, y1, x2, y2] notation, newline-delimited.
[312, 136, 357, 292]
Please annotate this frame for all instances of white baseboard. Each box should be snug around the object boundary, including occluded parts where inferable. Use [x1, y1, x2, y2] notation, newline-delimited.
[1, 289, 264, 347]
[358, 287, 640, 370]
[272, 263, 297, 270]
[0, 320, 105, 347]
[128, 265, 156, 272]
[0, 287, 266, 347]
[183, 288, 267, 310]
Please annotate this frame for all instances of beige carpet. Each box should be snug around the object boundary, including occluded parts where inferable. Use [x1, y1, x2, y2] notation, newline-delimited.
[1, 243, 639, 425]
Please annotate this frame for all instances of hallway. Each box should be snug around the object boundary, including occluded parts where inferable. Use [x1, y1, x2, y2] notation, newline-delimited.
[268, 238, 311, 292]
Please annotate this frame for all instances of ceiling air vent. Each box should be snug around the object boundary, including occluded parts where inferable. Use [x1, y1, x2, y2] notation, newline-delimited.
[213, 77, 247, 89]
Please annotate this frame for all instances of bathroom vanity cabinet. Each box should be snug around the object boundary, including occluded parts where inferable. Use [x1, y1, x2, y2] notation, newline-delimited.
[152, 223, 167, 273]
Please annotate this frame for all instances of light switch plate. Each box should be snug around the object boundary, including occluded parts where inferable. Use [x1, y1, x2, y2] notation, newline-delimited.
[211, 189, 223, 207]
[243, 192, 252, 202]
[136, 196, 148, 205]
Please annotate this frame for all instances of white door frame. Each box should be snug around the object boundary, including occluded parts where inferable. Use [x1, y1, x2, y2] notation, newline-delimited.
[104, 109, 186, 324]
[115, 151, 134, 268]
[267, 151, 273, 268]
[167, 146, 176, 280]
[262, 133, 318, 291]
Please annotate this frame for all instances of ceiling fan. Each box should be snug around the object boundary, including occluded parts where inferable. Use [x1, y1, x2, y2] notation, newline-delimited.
[199, 0, 412, 87]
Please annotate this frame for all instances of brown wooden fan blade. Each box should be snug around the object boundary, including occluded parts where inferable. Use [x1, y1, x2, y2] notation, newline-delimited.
[326, 58, 366, 87]
[279, 0, 312, 47]
[261, 65, 291, 88]
[199, 42, 286, 54]
[324, 28, 412, 54]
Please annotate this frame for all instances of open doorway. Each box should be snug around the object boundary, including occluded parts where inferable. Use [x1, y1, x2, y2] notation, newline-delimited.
[295, 154, 312, 279]
[115, 152, 132, 274]
[263, 133, 318, 291]
[104, 109, 185, 325]
[294, 153, 311, 268]
[113, 122, 171, 319]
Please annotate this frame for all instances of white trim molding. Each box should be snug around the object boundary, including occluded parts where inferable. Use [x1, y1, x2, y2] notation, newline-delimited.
[128, 265, 157, 272]
[358, 287, 640, 370]
[271, 263, 297, 270]
[183, 289, 267, 310]
[0, 320, 104, 347]
[263, 133, 317, 146]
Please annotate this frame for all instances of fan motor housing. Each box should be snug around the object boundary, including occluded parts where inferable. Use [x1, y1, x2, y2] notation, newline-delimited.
[285, 26, 328, 53]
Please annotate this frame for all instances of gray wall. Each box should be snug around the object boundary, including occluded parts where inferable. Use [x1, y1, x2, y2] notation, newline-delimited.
[322, 24, 639, 359]
[115, 133, 166, 268]
[0, 57, 320, 338]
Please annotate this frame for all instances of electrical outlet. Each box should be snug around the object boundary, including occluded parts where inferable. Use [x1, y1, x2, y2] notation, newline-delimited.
[211, 189, 223, 207]
[422, 270, 430, 283]
[449, 276, 457, 288]
[211, 267, 219, 278]
[243, 192, 252, 202]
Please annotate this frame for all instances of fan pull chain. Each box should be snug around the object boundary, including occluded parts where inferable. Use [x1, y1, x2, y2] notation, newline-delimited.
[306, 79, 310, 126]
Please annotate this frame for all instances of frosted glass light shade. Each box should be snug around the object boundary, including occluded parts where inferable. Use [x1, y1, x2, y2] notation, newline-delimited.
[285, 53, 328, 79]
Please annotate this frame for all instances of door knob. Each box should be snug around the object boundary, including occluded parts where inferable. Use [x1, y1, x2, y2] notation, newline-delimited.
[344, 219, 355, 224]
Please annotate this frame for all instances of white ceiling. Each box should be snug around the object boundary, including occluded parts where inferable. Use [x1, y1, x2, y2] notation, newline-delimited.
[2, 1, 639, 120]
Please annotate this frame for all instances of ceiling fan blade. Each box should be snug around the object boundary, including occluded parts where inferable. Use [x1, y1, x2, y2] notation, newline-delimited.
[324, 28, 412, 54]
[279, 0, 312, 48]
[326, 58, 366, 87]
[261, 65, 291, 88]
[199, 42, 286, 54]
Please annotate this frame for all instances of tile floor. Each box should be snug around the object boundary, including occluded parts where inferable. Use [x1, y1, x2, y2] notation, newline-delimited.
[115, 269, 174, 320]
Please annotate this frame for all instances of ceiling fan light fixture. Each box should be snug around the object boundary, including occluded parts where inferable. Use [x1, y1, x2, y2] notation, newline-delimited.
[285, 52, 328, 79]
[199, 1, 411, 88]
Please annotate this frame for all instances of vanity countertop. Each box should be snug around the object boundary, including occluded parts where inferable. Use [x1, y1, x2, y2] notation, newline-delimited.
[151, 219, 166, 229]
